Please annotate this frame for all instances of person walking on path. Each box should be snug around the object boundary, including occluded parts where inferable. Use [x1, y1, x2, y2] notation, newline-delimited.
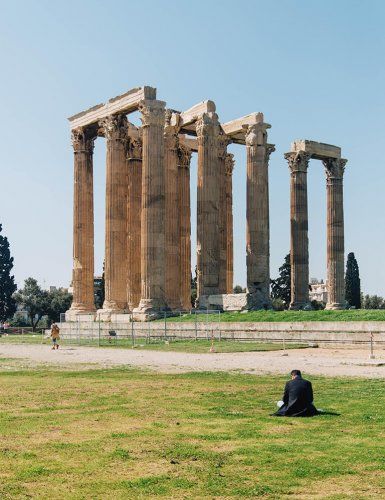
[50, 322, 60, 350]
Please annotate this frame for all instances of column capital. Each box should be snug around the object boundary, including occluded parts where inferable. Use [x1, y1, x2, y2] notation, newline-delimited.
[266, 144, 276, 161]
[225, 153, 235, 175]
[323, 157, 347, 180]
[195, 112, 220, 144]
[99, 114, 128, 143]
[164, 112, 179, 152]
[127, 138, 142, 161]
[71, 127, 95, 153]
[245, 123, 268, 147]
[285, 151, 311, 173]
[218, 131, 231, 159]
[139, 99, 166, 127]
[178, 144, 192, 169]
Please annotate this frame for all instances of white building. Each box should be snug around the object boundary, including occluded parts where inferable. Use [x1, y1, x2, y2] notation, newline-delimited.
[309, 278, 328, 303]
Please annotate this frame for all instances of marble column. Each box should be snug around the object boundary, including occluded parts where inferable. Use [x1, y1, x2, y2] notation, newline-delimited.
[164, 114, 182, 310]
[178, 144, 192, 311]
[68, 127, 96, 317]
[323, 158, 347, 310]
[285, 151, 311, 309]
[100, 114, 128, 314]
[133, 99, 166, 319]
[218, 132, 230, 294]
[196, 112, 220, 301]
[225, 153, 235, 294]
[127, 138, 142, 312]
[245, 124, 273, 309]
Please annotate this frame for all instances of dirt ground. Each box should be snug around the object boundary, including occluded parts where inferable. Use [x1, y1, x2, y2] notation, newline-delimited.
[1, 343, 385, 377]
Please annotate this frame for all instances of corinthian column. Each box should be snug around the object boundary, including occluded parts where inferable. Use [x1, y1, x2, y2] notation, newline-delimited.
[218, 132, 230, 294]
[133, 99, 166, 319]
[67, 127, 96, 318]
[100, 114, 128, 315]
[196, 112, 220, 302]
[178, 144, 192, 311]
[323, 158, 347, 309]
[225, 153, 235, 294]
[164, 113, 181, 310]
[285, 151, 311, 309]
[245, 124, 273, 309]
[127, 138, 142, 311]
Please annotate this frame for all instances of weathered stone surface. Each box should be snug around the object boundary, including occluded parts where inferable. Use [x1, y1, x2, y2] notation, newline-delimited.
[218, 131, 230, 294]
[292, 140, 341, 160]
[199, 293, 247, 311]
[225, 154, 234, 294]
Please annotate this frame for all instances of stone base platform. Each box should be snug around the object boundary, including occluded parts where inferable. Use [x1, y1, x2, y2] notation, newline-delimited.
[198, 293, 247, 311]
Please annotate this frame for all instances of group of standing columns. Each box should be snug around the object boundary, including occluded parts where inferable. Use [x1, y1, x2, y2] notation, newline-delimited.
[285, 149, 347, 310]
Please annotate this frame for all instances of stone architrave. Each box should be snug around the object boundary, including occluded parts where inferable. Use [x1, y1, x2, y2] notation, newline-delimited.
[285, 151, 311, 309]
[178, 144, 192, 311]
[245, 123, 273, 309]
[323, 158, 347, 309]
[67, 127, 96, 317]
[99, 114, 129, 315]
[196, 112, 221, 301]
[127, 137, 142, 311]
[133, 99, 166, 319]
[225, 153, 235, 294]
[164, 112, 182, 310]
[218, 131, 230, 294]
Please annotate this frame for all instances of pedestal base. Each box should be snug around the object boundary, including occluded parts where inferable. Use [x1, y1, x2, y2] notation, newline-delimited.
[132, 299, 166, 322]
[289, 302, 311, 311]
[325, 302, 345, 310]
[97, 308, 129, 322]
[65, 308, 95, 322]
[246, 291, 272, 311]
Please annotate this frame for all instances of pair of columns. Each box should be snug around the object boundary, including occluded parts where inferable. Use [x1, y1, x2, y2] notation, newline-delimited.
[285, 151, 346, 309]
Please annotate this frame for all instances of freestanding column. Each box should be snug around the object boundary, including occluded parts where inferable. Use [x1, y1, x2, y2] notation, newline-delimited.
[225, 153, 235, 294]
[324, 158, 347, 309]
[245, 124, 273, 309]
[67, 127, 96, 318]
[218, 133, 230, 294]
[196, 112, 221, 302]
[127, 138, 142, 311]
[178, 144, 192, 310]
[285, 151, 311, 309]
[100, 114, 128, 315]
[164, 115, 182, 310]
[133, 99, 166, 319]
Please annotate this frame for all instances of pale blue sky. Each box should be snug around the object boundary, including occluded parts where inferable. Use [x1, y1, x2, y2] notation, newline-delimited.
[0, 0, 384, 294]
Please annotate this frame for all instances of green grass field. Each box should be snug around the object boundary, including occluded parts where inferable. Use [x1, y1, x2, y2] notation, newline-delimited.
[165, 309, 385, 322]
[0, 366, 384, 498]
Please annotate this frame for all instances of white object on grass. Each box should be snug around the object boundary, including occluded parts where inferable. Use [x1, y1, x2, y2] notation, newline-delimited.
[277, 400, 284, 408]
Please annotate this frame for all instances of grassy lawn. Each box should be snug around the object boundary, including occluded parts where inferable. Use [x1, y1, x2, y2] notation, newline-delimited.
[0, 367, 385, 498]
[166, 309, 385, 322]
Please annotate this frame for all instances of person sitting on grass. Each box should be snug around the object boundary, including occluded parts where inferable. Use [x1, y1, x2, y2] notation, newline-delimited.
[50, 322, 60, 350]
[273, 369, 318, 417]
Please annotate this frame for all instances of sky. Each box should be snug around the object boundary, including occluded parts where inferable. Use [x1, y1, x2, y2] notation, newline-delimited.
[0, 0, 384, 294]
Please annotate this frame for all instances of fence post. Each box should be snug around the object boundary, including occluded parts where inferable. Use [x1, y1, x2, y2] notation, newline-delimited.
[218, 311, 221, 342]
[369, 332, 375, 359]
[195, 311, 198, 341]
[131, 319, 135, 347]
[164, 312, 167, 341]
[98, 314, 101, 347]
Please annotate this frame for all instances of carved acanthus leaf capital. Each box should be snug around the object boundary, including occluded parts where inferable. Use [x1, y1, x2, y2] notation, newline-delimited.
[178, 144, 192, 169]
[266, 144, 276, 161]
[139, 99, 166, 127]
[245, 123, 267, 147]
[323, 158, 347, 180]
[195, 113, 220, 145]
[71, 127, 95, 153]
[218, 130, 230, 160]
[99, 114, 128, 143]
[285, 151, 311, 173]
[225, 153, 235, 175]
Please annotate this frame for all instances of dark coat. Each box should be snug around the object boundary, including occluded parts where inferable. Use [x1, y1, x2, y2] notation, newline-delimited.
[274, 377, 318, 417]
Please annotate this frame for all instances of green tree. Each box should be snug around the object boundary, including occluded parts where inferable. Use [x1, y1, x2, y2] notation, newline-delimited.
[233, 285, 245, 293]
[14, 278, 49, 331]
[0, 224, 17, 322]
[46, 288, 73, 324]
[345, 252, 361, 309]
[94, 263, 105, 310]
[191, 266, 197, 308]
[271, 253, 291, 308]
[362, 294, 385, 310]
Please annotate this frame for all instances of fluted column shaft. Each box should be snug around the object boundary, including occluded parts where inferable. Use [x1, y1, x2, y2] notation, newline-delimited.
[100, 114, 128, 312]
[196, 113, 220, 299]
[70, 128, 95, 313]
[218, 133, 229, 294]
[285, 151, 310, 309]
[225, 154, 234, 294]
[324, 158, 347, 309]
[127, 138, 142, 311]
[178, 145, 192, 310]
[245, 124, 273, 309]
[164, 119, 182, 310]
[134, 99, 166, 316]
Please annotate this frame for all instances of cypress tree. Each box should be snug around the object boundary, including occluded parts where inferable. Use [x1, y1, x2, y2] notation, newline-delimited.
[345, 252, 361, 309]
[271, 253, 291, 308]
[0, 224, 17, 322]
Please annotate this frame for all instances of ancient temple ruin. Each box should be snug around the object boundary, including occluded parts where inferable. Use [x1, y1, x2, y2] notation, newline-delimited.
[65, 86, 347, 321]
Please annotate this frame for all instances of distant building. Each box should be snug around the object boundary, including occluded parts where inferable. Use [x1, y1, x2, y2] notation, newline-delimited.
[309, 278, 328, 303]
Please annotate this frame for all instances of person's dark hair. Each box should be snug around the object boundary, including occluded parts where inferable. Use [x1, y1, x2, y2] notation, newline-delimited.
[290, 369, 302, 377]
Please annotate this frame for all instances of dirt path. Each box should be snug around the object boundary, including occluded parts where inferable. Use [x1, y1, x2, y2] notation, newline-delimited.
[1, 343, 385, 378]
